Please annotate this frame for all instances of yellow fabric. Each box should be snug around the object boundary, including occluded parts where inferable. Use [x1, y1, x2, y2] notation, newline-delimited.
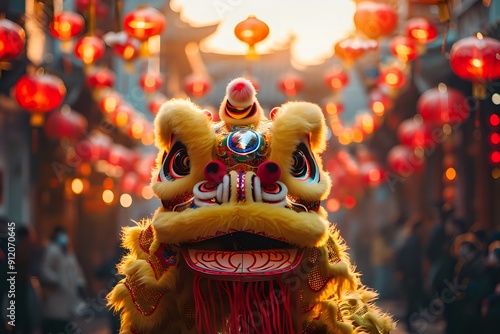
[108, 93, 395, 334]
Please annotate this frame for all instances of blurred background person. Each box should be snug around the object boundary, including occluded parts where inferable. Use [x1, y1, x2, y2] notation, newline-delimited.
[39, 226, 86, 334]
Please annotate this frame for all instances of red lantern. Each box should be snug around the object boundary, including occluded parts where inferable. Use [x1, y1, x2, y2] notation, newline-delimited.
[148, 93, 167, 115]
[123, 5, 166, 41]
[324, 101, 344, 115]
[277, 73, 304, 97]
[359, 161, 385, 187]
[353, 2, 398, 39]
[76, 132, 111, 162]
[14, 74, 66, 126]
[234, 15, 270, 60]
[99, 91, 122, 114]
[120, 172, 140, 193]
[139, 72, 163, 93]
[135, 152, 156, 182]
[183, 74, 212, 98]
[368, 88, 392, 116]
[397, 118, 433, 149]
[387, 145, 424, 177]
[49, 12, 85, 40]
[379, 65, 406, 89]
[390, 36, 418, 62]
[108, 144, 134, 171]
[334, 37, 378, 64]
[324, 66, 349, 91]
[86, 67, 115, 90]
[44, 107, 88, 141]
[450, 35, 500, 99]
[76, 0, 109, 18]
[105, 31, 140, 61]
[108, 104, 134, 128]
[74, 36, 105, 65]
[417, 86, 469, 127]
[127, 118, 151, 140]
[0, 18, 26, 61]
[406, 18, 437, 44]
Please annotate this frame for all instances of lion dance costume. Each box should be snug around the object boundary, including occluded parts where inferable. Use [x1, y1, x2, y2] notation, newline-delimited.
[108, 78, 394, 334]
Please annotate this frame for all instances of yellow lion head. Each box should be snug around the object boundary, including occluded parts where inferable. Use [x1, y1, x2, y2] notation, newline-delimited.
[108, 78, 394, 334]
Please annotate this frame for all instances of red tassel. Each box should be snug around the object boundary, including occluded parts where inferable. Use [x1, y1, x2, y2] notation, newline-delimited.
[192, 274, 296, 334]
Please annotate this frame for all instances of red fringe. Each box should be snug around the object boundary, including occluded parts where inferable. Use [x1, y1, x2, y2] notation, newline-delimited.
[192, 275, 296, 334]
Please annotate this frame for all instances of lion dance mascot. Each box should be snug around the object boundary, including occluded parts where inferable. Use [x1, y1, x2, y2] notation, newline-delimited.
[108, 78, 394, 334]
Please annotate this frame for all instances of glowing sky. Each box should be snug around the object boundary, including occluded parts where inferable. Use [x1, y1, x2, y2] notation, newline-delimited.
[170, 0, 357, 68]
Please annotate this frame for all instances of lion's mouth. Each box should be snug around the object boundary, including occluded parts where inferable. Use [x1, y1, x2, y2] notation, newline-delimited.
[181, 232, 303, 279]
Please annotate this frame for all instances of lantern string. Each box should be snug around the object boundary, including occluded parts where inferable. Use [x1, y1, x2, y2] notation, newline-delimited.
[88, 0, 96, 36]
[441, 22, 449, 54]
[114, 0, 122, 32]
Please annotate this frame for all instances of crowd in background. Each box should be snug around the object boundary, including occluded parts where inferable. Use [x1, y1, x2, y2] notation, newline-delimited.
[369, 206, 500, 334]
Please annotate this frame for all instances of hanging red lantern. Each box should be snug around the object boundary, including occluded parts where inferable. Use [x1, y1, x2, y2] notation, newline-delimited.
[86, 67, 115, 90]
[324, 101, 344, 115]
[0, 18, 26, 61]
[105, 31, 140, 61]
[76, 132, 111, 162]
[14, 74, 67, 126]
[234, 15, 270, 60]
[277, 73, 304, 97]
[76, 0, 109, 18]
[99, 91, 122, 114]
[108, 144, 134, 172]
[123, 5, 166, 41]
[74, 35, 105, 65]
[359, 161, 385, 187]
[390, 36, 418, 63]
[120, 172, 140, 193]
[108, 104, 135, 128]
[353, 2, 398, 39]
[379, 65, 406, 90]
[183, 74, 212, 98]
[368, 88, 392, 117]
[127, 118, 150, 140]
[387, 145, 424, 177]
[49, 11, 85, 41]
[334, 37, 378, 64]
[44, 107, 88, 141]
[355, 112, 379, 136]
[406, 18, 438, 45]
[139, 72, 164, 93]
[449, 35, 500, 99]
[417, 85, 469, 127]
[148, 92, 167, 115]
[324, 66, 349, 91]
[397, 118, 433, 149]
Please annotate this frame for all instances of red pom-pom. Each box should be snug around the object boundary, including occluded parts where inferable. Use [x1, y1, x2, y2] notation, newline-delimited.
[226, 78, 255, 107]
[257, 161, 281, 186]
[204, 160, 226, 184]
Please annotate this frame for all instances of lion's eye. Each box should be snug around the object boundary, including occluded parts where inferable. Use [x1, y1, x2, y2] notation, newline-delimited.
[290, 142, 320, 183]
[159, 141, 190, 181]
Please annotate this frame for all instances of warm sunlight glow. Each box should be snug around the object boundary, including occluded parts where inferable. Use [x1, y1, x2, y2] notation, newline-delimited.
[170, 0, 356, 67]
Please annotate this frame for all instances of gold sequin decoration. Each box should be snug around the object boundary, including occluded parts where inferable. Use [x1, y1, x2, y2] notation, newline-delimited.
[181, 303, 196, 329]
[138, 225, 154, 254]
[124, 276, 168, 316]
[307, 262, 330, 292]
[326, 239, 341, 264]
[302, 322, 328, 334]
[161, 193, 194, 212]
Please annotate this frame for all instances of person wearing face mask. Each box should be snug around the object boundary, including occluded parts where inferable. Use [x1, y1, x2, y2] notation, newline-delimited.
[39, 226, 86, 334]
